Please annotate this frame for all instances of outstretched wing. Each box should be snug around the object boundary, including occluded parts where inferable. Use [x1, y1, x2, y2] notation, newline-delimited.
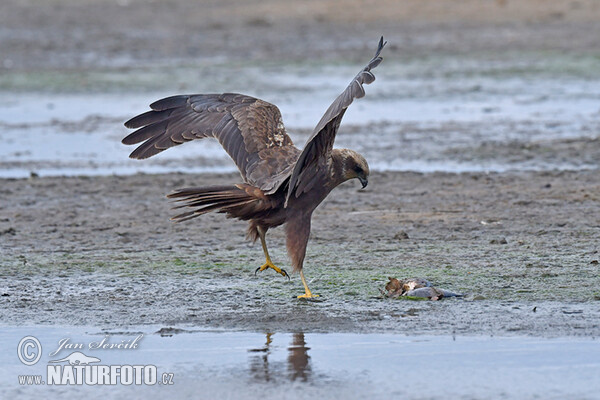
[123, 93, 301, 193]
[286, 37, 386, 203]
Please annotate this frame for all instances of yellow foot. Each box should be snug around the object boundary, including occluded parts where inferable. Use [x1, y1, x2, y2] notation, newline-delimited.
[255, 261, 290, 280]
[297, 270, 319, 299]
[297, 292, 320, 299]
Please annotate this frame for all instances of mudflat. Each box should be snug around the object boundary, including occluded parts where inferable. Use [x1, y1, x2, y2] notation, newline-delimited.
[1, 170, 598, 335]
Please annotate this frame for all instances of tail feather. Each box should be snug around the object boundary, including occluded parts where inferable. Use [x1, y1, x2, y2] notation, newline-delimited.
[167, 185, 237, 198]
[171, 193, 249, 210]
[171, 200, 243, 222]
[167, 185, 261, 222]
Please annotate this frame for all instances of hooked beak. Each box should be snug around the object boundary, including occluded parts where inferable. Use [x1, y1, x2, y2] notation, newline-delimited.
[358, 176, 368, 189]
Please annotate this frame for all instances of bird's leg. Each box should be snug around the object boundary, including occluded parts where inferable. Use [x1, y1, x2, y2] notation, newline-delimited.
[297, 270, 319, 298]
[255, 227, 289, 280]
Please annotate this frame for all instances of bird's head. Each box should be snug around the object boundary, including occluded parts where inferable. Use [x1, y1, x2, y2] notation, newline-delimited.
[333, 148, 370, 189]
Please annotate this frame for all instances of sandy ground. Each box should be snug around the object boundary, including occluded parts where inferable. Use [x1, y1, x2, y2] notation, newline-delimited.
[1, 170, 599, 335]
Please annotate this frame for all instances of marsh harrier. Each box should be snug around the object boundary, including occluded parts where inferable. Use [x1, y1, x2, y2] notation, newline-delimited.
[123, 37, 386, 298]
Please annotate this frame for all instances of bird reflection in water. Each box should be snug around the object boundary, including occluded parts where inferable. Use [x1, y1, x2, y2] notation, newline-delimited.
[248, 332, 311, 382]
[287, 332, 310, 381]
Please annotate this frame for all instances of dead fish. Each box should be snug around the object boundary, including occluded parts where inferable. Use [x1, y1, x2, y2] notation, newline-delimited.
[382, 277, 462, 301]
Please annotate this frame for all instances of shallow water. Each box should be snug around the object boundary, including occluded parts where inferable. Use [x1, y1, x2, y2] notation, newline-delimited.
[1, 61, 598, 178]
[2, 326, 598, 399]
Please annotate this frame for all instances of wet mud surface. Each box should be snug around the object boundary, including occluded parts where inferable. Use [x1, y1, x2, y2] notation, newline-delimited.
[1, 171, 599, 336]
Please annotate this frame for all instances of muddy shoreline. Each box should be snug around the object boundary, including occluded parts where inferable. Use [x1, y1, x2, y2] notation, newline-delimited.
[1, 170, 598, 336]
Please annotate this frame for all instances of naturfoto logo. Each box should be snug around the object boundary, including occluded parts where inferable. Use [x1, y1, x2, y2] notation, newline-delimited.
[17, 334, 174, 386]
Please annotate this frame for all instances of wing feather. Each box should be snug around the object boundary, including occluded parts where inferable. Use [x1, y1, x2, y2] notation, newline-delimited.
[122, 119, 170, 145]
[124, 109, 173, 130]
[150, 95, 189, 111]
[123, 93, 300, 192]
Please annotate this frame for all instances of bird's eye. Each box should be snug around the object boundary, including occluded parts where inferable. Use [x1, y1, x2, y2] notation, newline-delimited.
[354, 166, 363, 173]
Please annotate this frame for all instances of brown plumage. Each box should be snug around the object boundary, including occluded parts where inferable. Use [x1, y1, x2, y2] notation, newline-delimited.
[123, 37, 386, 298]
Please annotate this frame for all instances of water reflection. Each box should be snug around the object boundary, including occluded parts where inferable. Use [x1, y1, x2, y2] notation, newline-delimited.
[248, 332, 311, 382]
[288, 333, 311, 381]
[1, 327, 597, 399]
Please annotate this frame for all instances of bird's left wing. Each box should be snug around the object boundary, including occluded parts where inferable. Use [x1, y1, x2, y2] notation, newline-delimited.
[285, 37, 386, 204]
[122, 93, 300, 194]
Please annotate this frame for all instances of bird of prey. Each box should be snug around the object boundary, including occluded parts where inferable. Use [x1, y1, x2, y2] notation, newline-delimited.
[122, 37, 386, 298]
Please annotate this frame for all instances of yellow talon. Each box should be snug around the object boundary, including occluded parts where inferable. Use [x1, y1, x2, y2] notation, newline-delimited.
[255, 260, 289, 279]
[297, 270, 319, 298]
[255, 227, 289, 279]
[297, 293, 319, 299]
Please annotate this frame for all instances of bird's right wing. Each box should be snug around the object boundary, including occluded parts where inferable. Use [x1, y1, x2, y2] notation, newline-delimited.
[123, 93, 300, 194]
[285, 37, 386, 204]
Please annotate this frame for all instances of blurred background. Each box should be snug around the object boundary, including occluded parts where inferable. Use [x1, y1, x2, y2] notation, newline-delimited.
[1, 0, 599, 177]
